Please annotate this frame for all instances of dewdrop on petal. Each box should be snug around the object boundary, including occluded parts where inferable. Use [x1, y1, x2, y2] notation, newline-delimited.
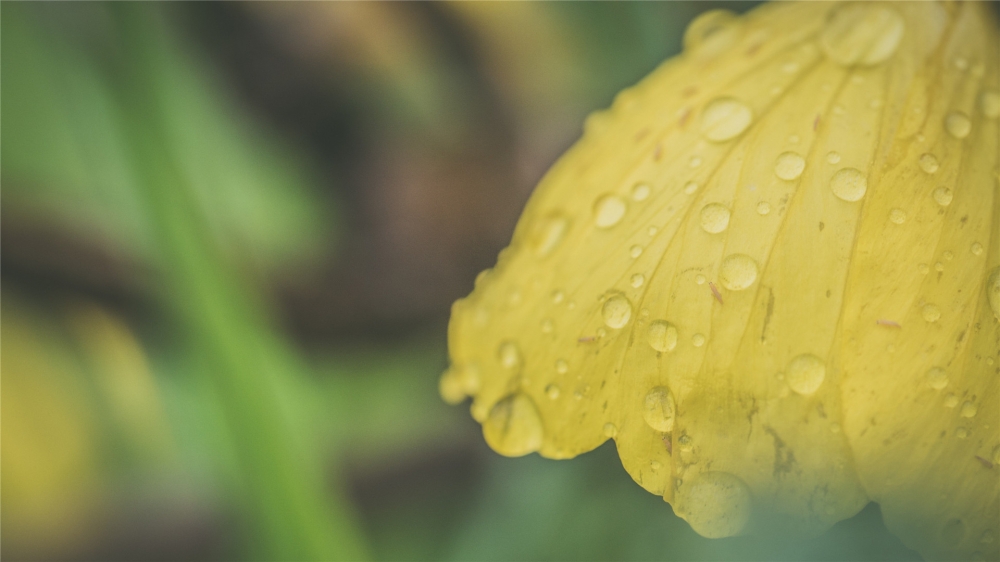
[443, 3, 999, 560]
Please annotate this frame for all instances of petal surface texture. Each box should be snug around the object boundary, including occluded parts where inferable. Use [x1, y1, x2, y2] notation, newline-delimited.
[444, 2, 999, 558]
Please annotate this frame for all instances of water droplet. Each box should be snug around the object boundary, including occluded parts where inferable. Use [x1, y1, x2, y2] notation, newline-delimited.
[782, 61, 800, 74]
[689, 156, 703, 168]
[926, 368, 949, 390]
[719, 254, 759, 291]
[945, 111, 972, 139]
[555, 359, 568, 374]
[944, 394, 959, 408]
[826, 151, 842, 164]
[954, 56, 969, 71]
[632, 182, 652, 202]
[675, 471, 752, 538]
[508, 290, 522, 307]
[960, 401, 978, 418]
[531, 214, 570, 257]
[774, 152, 806, 180]
[630, 245, 644, 259]
[631, 273, 646, 288]
[541, 318, 554, 334]
[648, 320, 679, 353]
[932, 186, 953, 206]
[788, 134, 800, 144]
[684, 181, 699, 194]
[918, 263, 930, 275]
[594, 194, 627, 228]
[700, 98, 754, 142]
[651, 460, 663, 471]
[943, 250, 954, 261]
[700, 204, 731, 233]
[692, 333, 706, 347]
[888, 208, 906, 224]
[647, 226, 659, 236]
[955, 427, 970, 439]
[921, 304, 941, 323]
[643, 386, 676, 432]
[833, 104, 847, 115]
[988, 267, 1000, 322]
[603, 422, 618, 438]
[820, 4, 905, 66]
[830, 167, 868, 201]
[971, 242, 983, 256]
[602, 293, 633, 329]
[919, 153, 939, 174]
[683, 9, 742, 58]
[981, 90, 1000, 118]
[695, 274, 706, 285]
[552, 290, 565, 304]
[498, 341, 523, 370]
[756, 201, 771, 215]
[597, 328, 607, 338]
[483, 393, 544, 457]
[935, 262, 945, 272]
[545, 384, 561, 400]
[786, 354, 826, 395]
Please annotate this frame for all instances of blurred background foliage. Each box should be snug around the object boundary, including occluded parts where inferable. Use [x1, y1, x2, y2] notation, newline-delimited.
[1, 2, 922, 561]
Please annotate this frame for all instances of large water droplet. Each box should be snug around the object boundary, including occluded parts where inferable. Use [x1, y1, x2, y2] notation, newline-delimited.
[981, 90, 1000, 118]
[774, 152, 806, 180]
[987, 267, 1000, 322]
[921, 303, 941, 323]
[830, 167, 868, 201]
[700, 204, 731, 233]
[648, 321, 679, 352]
[786, 353, 826, 395]
[932, 186, 953, 206]
[919, 153, 939, 174]
[820, 4, 904, 67]
[498, 340, 523, 370]
[594, 194, 627, 229]
[531, 214, 570, 257]
[926, 367, 949, 390]
[643, 386, 676, 432]
[945, 112, 972, 139]
[483, 393, 544, 457]
[719, 254, 759, 291]
[602, 293, 633, 329]
[700, 98, 754, 142]
[675, 471, 753, 538]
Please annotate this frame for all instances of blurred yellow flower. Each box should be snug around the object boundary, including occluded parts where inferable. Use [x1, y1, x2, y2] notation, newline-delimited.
[442, 2, 998, 560]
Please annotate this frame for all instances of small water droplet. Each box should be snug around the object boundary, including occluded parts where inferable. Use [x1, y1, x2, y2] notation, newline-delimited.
[826, 151, 842, 164]
[695, 274, 707, 285]
[555, 359, 568, 374]
[545, 384, 561, 400]
[683, 9, 742, 58]
[632, 182, 652, 202]
[943, 250, 954, 261]
[651, 460, 662, 471]
[955, 427, 970, 439]
[786, 353, 826, 395]
[756, 201, 771, 215]
[498, 341, 523, 370]
[594, 194, 627, 228]
[971, 242, 983, 256]
[552, 290, 565, 304]
[647, 226, 659, 236]
[833, 104, 847, 115]
[689, 156, 703, 168]
[648, 321, 679, 353]
[630, 245, 644, 258]
[684, 181, 699, 194]
[960, 401, 978, 418]
[484, 394, 544, 457]
[919, 153, 939, 174]
[675, 471, 752, 538]
[531, 214, 570, 257]
[820, 4, 905, 66]
[954, 56, 969, 70]
[631, 273, 646, 288]
[935, 262, 945, 272]
[643, 386, 676, 432]
[945, 111, 972, 139]
[597, 328, 607, 338]
[700, 204, 731, 233]
[941, 519, 966, 546]
[830, 167, 868, 201]
[981, 90, 1000, 118]
[602, 293, 633, 329]
[692, 333, 706, 347]
[921, 304, 941, 323]
[926, 367, 949, 390]
[603, 422, 618, 438]
[889, 208, 906, 224]
[700, 98, 754, 142]
[788, 134, 800, 144]
[774, 152, 806, 180]
[944, 393, 959, 408]
[508, 290, 522, 307]
[541, 318, 554, 334]
[782, 61, 800, 73]
[932, 186, 953, 206]
[719, 254, 759, 291]
[917, 263, 930, 275]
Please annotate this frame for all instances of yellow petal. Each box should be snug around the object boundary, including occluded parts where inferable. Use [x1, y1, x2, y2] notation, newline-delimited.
[444, 1, 999, 556]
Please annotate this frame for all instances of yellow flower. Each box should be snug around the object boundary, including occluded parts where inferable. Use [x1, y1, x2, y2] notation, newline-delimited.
[442, 2, 999, 559]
